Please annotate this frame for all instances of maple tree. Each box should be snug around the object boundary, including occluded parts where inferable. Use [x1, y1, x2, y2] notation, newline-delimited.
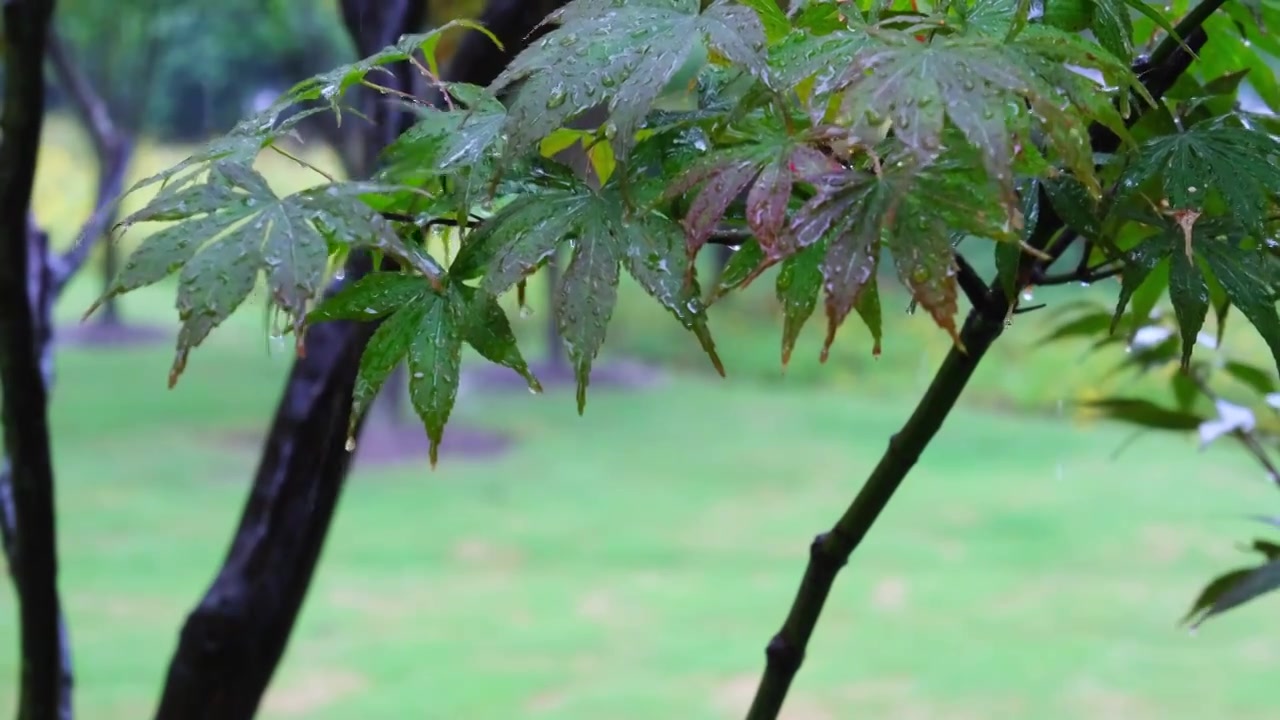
[43, 0, 1279, 717]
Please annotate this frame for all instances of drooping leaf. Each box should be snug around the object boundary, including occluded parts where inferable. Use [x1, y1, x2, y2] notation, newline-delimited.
[1085, 397, 1205, 430]
[669, 130, 840, 258]
[312, 277, 532, 466]
[490, 0, 768, 163]
[1167, 248, 1208, 370]
[777, 242, 824, 366]
[1186, 557, 1280, 627]
[89, 164, 439, 386]
[1197, 236, 1280, 375]
[453, 185, 721, 409]
[556, 232, 621, 414]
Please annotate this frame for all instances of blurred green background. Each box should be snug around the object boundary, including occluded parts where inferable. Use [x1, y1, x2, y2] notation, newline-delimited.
[4, 2, 1280, 718]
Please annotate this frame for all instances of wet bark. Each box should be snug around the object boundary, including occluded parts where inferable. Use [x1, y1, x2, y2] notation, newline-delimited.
[0, 2, 65, 720]
[149, 2, 568, 719]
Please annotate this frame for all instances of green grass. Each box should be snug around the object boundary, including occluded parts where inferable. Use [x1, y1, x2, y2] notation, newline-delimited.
[6, 120, 1280, 718]
[0, 275, 1277, 720]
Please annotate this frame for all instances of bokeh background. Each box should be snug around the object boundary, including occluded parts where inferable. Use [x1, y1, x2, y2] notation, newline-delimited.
[3, 1, 1280, 718]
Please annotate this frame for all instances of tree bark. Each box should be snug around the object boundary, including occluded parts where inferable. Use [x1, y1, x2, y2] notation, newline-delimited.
[0, 3, 65, 720]
[149, 3, 566, 718]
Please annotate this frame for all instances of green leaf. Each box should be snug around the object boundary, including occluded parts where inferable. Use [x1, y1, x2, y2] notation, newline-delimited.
[456, 186, 721, 410]
[90, 163, 439, 386]
[621, 215, 725, 374]
[1167, 249, 1208, 370]
[318, 277, 535, 463]
[557, 232, 621, 414]
[777, 242, 823, 366]
[380, 87, 507, 181]
[1118, 125, 1280, 238]
[737, 0, 790, 44]
[854, 276, 884, 357]
[714, 237, 765, 299]
[407, 293, 466, 467]
[308, 273, 432, 323]
[457, 286, 542, 393]
[450, 193, 582, 289]
[124, 24, 487, 197]
[1090, 0, 1134, 62]
[1085, 397, 1204, 430]
[490, 0, 767, 163]
[1111, 242, 1170, 334]
[1223, 361, 1277, 395]
[1198, 237, 1280, 375]
[1186, 558, 1280, 627]
[823, 28, 1139, 200]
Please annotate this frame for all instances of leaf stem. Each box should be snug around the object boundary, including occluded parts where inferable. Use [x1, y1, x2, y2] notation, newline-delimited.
[744, 10, 1214, 719]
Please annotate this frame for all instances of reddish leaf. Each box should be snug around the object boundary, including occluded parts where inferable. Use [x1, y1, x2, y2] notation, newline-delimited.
[746, 157, 792, 250]
[892, 215, 962, 348]
[682, 160, 760, 255]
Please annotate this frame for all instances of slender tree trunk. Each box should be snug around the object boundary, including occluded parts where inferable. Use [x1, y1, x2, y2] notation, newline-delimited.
[0, 3, 64, 720]
[150, 3, 566, 718]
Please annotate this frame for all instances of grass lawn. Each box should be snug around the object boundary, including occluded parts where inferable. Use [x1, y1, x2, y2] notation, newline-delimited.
[5, 116, 1280, 718]
[0, 274, 1277, 719]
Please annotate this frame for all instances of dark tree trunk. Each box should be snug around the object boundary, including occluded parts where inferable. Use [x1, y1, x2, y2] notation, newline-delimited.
[0, 3, 65, 720]
[150, 3, 568, 719]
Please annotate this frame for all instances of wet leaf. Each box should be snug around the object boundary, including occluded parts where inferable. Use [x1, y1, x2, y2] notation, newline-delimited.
[1167, 249, 1208, 370]
[407, 293, 466, 467]
[455, 185, 720, 410]
[90, 163, 438, 386]
[123, 24, 488, 197]
[333, 281, 528, 466]
[777, 243, 824, 366]
[1198, 236, 1280, 376]
[714, 237, 765, 298]
[491, 0, 768, 163]
[823, 27, 1140, 198]
[669, 135, 840, 259]
[892, 212, 961, 349]
[457, 286, 542, 393]
[1118, 125, 1280, 239]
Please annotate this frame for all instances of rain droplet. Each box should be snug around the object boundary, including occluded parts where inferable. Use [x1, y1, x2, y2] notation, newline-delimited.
[546, 87, 568, 109]
[344, 437, 357, 452]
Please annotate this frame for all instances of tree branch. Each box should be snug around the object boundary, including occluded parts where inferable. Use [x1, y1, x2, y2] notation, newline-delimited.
[744, 13, 1213, 720]
[45, 30, 133, 293]
[0, 4, 69, 720]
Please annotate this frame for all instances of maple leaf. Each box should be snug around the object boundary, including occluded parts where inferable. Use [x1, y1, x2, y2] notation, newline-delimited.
[88, 162, 441, 387]
[126, 25, 485, 198]
[815, 26, 1140, 207]
[308, 273, 538, 465]
[450, 186, 721, 412]
[1113, 219, 1280, 374]
[1117, 123, 1280, 239]
[489, 0, 768, 164]
[667, 125, 841, 260]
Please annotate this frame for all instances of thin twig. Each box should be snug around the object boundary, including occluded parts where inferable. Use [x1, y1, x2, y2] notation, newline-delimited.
[382, 209, 754, 246]
[744, 11, 1213, 719]
[1035, 263, 1123, 286]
